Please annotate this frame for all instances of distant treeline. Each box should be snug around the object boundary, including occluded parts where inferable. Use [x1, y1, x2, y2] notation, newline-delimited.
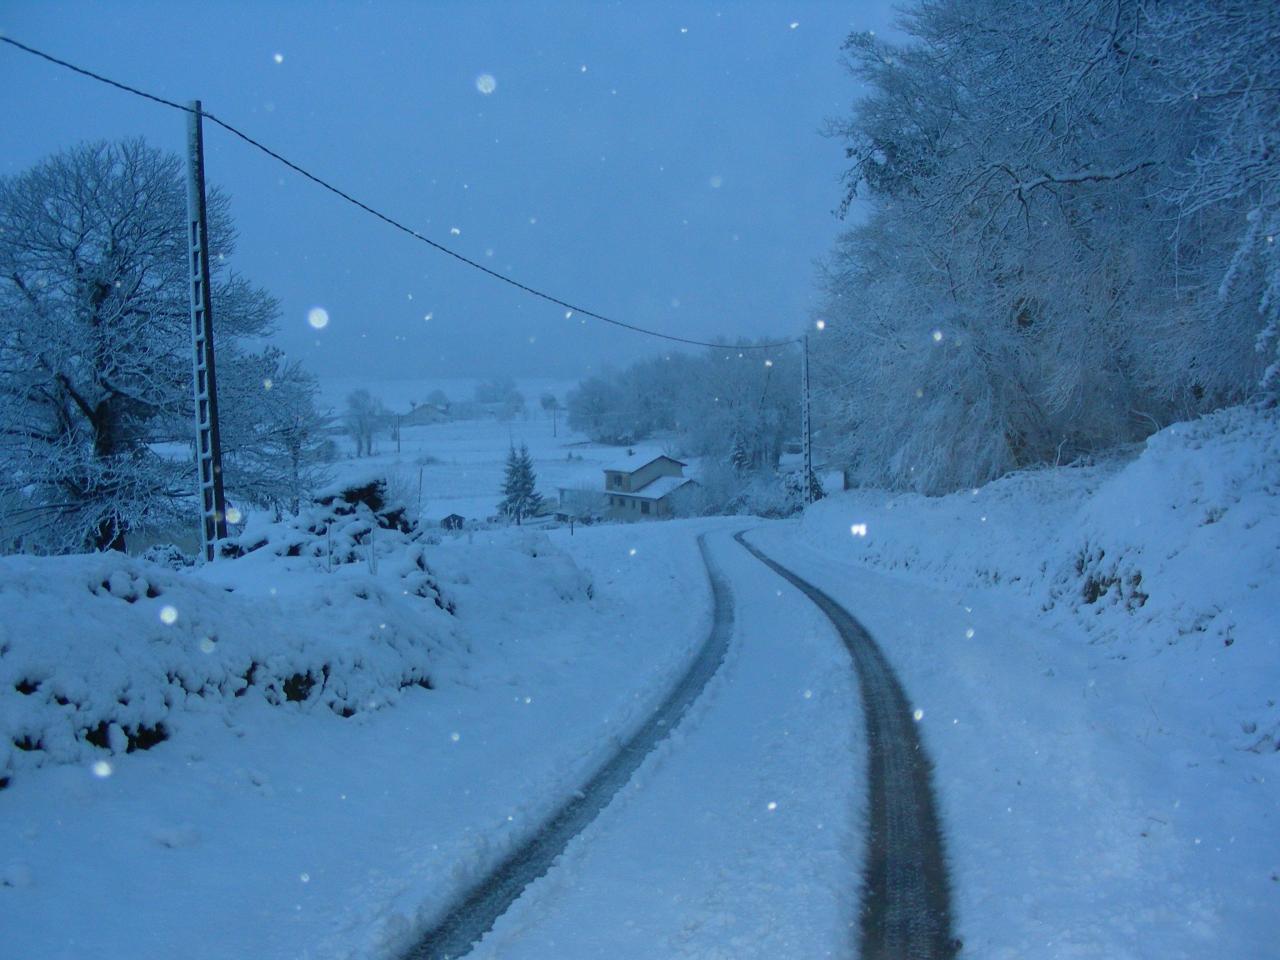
[566, 345, 799, 473]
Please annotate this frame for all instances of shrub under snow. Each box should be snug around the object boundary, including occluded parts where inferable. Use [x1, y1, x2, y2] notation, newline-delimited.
[0, 475, 594, 790]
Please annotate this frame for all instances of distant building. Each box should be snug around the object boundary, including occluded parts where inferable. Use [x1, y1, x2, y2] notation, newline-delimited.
[401, 403, 448, 427]
[602, 452, 696, 520]
[440, 513, 466, 531]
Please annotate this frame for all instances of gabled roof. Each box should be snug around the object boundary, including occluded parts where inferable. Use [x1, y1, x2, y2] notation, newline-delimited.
[603, 451, 687, 474]
[616, 475, 695, 501]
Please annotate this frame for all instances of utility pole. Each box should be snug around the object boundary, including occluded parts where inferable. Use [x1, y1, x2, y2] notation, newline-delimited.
[801, 333, 816, 505]
[186, 100, 228, 562]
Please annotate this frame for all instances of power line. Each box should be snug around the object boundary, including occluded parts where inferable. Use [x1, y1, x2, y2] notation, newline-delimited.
[1, 35, 800, 352]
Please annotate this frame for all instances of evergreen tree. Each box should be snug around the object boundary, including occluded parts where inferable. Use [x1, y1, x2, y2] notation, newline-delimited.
[498, 443, 543, 524]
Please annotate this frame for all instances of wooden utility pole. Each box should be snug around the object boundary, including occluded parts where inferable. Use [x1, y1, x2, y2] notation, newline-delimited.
[186, 100, 228, 561]
[801, 333, 816, 504]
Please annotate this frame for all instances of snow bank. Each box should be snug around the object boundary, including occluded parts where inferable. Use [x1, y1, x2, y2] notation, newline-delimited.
[0, 549, 448, 789]
[798, 404, 1280, 752]
[0, 501, 718, 960]
[0, 477, 594, 791]
[803, 408, 1279, 750]
[768, 405, 1279, 958]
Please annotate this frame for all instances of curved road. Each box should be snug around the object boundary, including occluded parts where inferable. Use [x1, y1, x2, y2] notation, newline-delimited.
[404, 529, 957, 959]
[402, 534, 736, 960]
[735, 531, 958, 960]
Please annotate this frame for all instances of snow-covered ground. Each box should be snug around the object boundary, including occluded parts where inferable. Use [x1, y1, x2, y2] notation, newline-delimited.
[468, 531, 863, 959]
[0, 507, 733, 958]
[302, 383, 679, 527]
[759, 405, 1279, 958]
[2, 405, 1275, 960]
[319, 416, 673, 527]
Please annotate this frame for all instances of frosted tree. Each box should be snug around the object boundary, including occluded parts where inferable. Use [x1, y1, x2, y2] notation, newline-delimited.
[220, 348, 333, 516]
[814, 0, 1277, 493]
[566, 375, 630, 443]
[343, 389, 384, 457]
[474, 376, 524, 420]
[498, 443, 543, 524]
[0, 139, 276, 552]
[1148, 1, 1280, 402]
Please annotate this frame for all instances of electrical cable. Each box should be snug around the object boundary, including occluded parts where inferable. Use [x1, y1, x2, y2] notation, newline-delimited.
[2, 35, 800, 352]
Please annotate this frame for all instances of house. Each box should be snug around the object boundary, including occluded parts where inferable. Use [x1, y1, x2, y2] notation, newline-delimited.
[440, 513, 466, 531]
[401, 403, 449, 427]
[602, 452, 696, 520]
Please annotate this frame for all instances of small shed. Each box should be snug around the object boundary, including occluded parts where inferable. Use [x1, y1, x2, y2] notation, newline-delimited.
[440, 513, 466, 531]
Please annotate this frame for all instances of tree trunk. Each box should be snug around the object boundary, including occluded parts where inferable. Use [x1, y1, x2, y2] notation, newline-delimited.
[90, 398, 128, 553]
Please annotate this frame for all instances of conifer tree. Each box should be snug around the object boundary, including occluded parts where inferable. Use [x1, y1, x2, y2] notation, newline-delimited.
[499, 443, 543, 524]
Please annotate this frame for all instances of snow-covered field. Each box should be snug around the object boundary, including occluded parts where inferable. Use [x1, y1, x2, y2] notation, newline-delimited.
[324, 417, 670, 527]
[2, 405, 1275, 960]
[304, 376, 679, 527]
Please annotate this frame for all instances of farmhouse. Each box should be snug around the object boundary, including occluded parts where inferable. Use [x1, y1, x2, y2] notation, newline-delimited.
[603, 452, 695, 520]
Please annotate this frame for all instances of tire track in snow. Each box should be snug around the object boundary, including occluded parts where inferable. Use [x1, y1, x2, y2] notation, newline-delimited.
[734, 532, 958, 960]
[402, 534, 736, 960]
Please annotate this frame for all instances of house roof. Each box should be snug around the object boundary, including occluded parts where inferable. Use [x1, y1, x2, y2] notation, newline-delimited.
[603, 451, 686, 474]
[617, 475, 695, 501]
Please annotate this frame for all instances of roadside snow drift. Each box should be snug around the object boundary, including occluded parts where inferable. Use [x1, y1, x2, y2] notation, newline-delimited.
[784, 404, 1279, 958]
[0, 484, 723, 960]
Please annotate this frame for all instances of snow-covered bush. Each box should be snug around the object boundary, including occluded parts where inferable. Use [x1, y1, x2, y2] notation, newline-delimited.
[0, 473, 599, 790]
[139, 543, 193, 570]
[688, 461, 801, 518]
[224, 472, 415, 566]
[0, 548, 455, 789]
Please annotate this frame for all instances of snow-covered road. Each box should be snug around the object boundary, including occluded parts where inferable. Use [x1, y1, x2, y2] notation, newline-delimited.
[404, 535, 738, 958]
[735, 531, 956, 960]
[464, 529, 865, 959]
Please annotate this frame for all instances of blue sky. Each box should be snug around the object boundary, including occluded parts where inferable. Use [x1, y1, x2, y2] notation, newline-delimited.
[0, 1, 898, 379]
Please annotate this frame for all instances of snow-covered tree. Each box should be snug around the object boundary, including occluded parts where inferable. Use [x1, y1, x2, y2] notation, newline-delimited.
[566, 374, 631, 443]
[343, 389, 384, 457]
[815, 0, 1279, 493]
[498, 443, 543, 524]
[0, 139, 276, 552]
[566, 347, 796, 469]
[1148, 1, 1280, 402]
[220, 347, 333, 516]
[540, 391, 560, 435]
[474, 376, 524, 420]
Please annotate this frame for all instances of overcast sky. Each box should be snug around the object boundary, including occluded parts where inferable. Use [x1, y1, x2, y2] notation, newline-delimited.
[0, 1, 898, 381]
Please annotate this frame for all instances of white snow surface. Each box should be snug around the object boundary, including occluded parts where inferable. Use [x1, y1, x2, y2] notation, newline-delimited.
[769, 404, 1280, 958]
[0, 512, 733, 958]
[1, 405, 1276, 960]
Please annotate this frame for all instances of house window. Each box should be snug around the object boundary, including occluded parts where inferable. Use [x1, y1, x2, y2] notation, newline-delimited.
[641, 501, 650, 515]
